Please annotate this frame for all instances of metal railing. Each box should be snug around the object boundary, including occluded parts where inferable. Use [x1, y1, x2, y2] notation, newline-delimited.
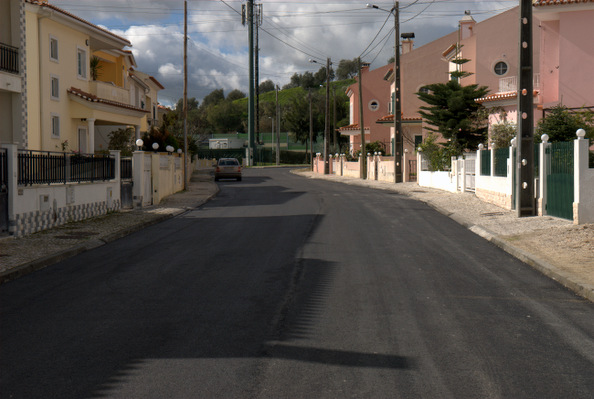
[18, 150, 115, 186]
[494, 148, 509, 177]
[0, 42, 19, 74]
[480, 149, 491, 176]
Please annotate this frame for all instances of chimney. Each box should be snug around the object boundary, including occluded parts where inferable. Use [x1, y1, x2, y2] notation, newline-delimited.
[459, 10, 476, 40]
[401, 39, 414, 54]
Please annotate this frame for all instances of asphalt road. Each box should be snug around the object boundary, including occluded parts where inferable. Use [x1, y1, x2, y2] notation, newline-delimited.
[1, 168, 594, 398]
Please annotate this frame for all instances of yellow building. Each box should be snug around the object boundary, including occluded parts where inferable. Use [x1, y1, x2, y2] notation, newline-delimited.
[24, 0, 161, 153]
[0, 0, 26, 147]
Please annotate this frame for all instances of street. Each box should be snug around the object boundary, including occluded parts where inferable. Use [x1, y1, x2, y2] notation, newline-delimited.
[1, 168, 594, 398]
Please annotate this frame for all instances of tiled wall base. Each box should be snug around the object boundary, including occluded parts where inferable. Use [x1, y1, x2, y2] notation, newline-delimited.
[12, 200, 121, 238]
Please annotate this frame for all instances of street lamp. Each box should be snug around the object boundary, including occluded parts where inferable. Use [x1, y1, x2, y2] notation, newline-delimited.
[367, 1, 407, 183]
[152, 142, 159, 152]
[310, 58, 332, 175]
[135, 138, 144, 151]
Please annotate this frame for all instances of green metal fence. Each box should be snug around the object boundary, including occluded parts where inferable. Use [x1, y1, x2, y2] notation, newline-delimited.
[494, 148, 509, 177]
[480, 150, 491, 176]
[546, 141, 574, 220]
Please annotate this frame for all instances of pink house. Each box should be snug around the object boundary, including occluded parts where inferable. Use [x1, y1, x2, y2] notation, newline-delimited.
[339, 63, 392, 154]
[358, 8, 541, 153]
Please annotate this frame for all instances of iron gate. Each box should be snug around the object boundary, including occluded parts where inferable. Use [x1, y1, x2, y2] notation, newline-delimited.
[120, 157, 133, 209]
[0, 148, 8, 233]
[546, 141, 574, 220]
[408, 159, 417, 182]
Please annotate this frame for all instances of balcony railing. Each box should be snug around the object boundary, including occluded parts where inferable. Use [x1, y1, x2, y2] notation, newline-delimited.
[89, 80, 130, 104]
[499, 74, 540, 93]
[0, 42, 19, 75]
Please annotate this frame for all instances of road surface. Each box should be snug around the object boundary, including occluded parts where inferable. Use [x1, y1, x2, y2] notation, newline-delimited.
[1, 168, 593, 398]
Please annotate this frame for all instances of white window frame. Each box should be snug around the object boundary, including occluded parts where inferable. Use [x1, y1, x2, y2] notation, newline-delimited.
[50, 74, 60, 100]
[77, 46, 87, 80]
[49, 35, 59, 62]
[51, 113, 60, 139]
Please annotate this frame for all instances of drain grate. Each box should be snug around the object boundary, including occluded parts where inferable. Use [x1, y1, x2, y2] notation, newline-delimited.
[480, 212, 505, 217]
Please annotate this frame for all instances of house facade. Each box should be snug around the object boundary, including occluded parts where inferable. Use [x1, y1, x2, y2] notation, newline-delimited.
[0, 0, 27, 148]
[339, 63, 392, 154]
[24, 0, 155, 154]
[372, 8, 541, 153]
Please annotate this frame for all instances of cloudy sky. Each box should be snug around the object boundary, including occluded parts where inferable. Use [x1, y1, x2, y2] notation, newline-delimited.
[51, 0, 517, 108]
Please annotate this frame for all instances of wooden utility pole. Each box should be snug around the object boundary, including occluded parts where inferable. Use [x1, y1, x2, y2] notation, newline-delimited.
[358, 57, 366, 179]
[324, 58, 330, 175]
[309, 88, 313, 171]
[183, 0, 188, 190]
[393, 0, 403, 183]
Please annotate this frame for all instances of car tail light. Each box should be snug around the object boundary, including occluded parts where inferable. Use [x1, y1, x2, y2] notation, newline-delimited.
[216, 167, 220, 172]
[237, 167, 241, 172]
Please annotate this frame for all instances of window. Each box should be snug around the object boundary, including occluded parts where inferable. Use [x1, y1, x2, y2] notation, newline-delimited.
[50, 75, 59, 100]
[418, 86, 431, 95]
[51, 114, 60, 138]
[415, 135, 423, 149]
[494, 61, 508, 76]
[50, 36, 58, 61]
[368, 100, 379, 112]
[77, 47, 87, 79]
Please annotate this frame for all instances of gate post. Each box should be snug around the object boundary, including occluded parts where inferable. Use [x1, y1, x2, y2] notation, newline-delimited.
[573, 130, 594, 224]
[132, 150, 145, 208]
[538, 135, 550, 216]
[2, 144, 18, 235]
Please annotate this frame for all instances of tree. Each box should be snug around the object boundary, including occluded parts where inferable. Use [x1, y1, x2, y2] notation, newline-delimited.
[336, 58, 358, 80]
[108, 127, 134, 156]
[284, 92, 323, 148]
[207, 101, 244, 133]
[259, 80, 275, 93]
[417, 80, 489, 155]
[226, 89, 246, 102]
[536, 104, 594, 142]
[417, 132, 452, 171]
[199, 89, 225, 111]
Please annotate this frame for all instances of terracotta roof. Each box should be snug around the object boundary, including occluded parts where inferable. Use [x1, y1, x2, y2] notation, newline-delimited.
[339, 123, 369, 131]
[149, 76, 165, 90]
[475, 90, 539, 104]
[26, 0, 131, 47]
[67, 87, 149, 113]
[376, 114, 422, 123]
[533, 0, 594, 6]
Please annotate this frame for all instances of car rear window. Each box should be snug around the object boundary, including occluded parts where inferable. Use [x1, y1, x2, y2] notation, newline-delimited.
[220, 159, 239, 166]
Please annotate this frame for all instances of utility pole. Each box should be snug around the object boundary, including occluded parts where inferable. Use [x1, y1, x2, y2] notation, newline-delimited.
[183, 0, 188, 190]
[255, 4, 262, 147]
[275, 85, 280, 165]
[358, 57, 366, 179]
[247, 0, 255, 166]
[309, 88, 313, 171]
[516, 0, 535, 216]
[324, 57, 331, 175]
[393, 0, 403, 183]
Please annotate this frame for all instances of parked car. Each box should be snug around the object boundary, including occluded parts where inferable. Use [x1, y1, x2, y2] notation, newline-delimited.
[215, 158, 242, 181]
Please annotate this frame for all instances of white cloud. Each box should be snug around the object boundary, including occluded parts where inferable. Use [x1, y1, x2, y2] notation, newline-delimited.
[50, 0, 516, 107]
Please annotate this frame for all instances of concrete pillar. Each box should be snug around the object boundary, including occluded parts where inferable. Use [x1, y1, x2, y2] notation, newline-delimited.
[87, 118, 96, 154]
[132, 150, 145, 208]
[573, 132, 594, 224]
[135, 125, 141, 141]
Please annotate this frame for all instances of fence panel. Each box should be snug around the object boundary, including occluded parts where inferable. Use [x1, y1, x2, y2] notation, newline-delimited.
[480, 150, 491, 176]
[546, 142, 574, 220]
[494, 148, 509, 177]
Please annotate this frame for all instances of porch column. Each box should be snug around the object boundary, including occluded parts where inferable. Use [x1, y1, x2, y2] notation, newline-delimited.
[135, 125, 141, 141]
[87, 118, 96, 154]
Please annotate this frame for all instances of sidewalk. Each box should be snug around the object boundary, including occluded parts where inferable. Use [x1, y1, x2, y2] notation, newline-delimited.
[295, 170, 594, 302]
[0, 169, 219, 284]
[1, 168, 593, 302]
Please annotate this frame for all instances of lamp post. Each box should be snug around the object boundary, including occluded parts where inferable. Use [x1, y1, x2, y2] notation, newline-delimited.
[368, 1, 404, 183]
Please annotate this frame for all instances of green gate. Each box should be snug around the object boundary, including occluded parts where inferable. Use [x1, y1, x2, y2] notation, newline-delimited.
[546, 141, 574, 220]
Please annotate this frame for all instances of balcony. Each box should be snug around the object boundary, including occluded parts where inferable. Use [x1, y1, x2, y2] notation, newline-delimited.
[499, 74, 540, 93]
[0, 42, 19, 75]
[89, 80, 130, 105]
